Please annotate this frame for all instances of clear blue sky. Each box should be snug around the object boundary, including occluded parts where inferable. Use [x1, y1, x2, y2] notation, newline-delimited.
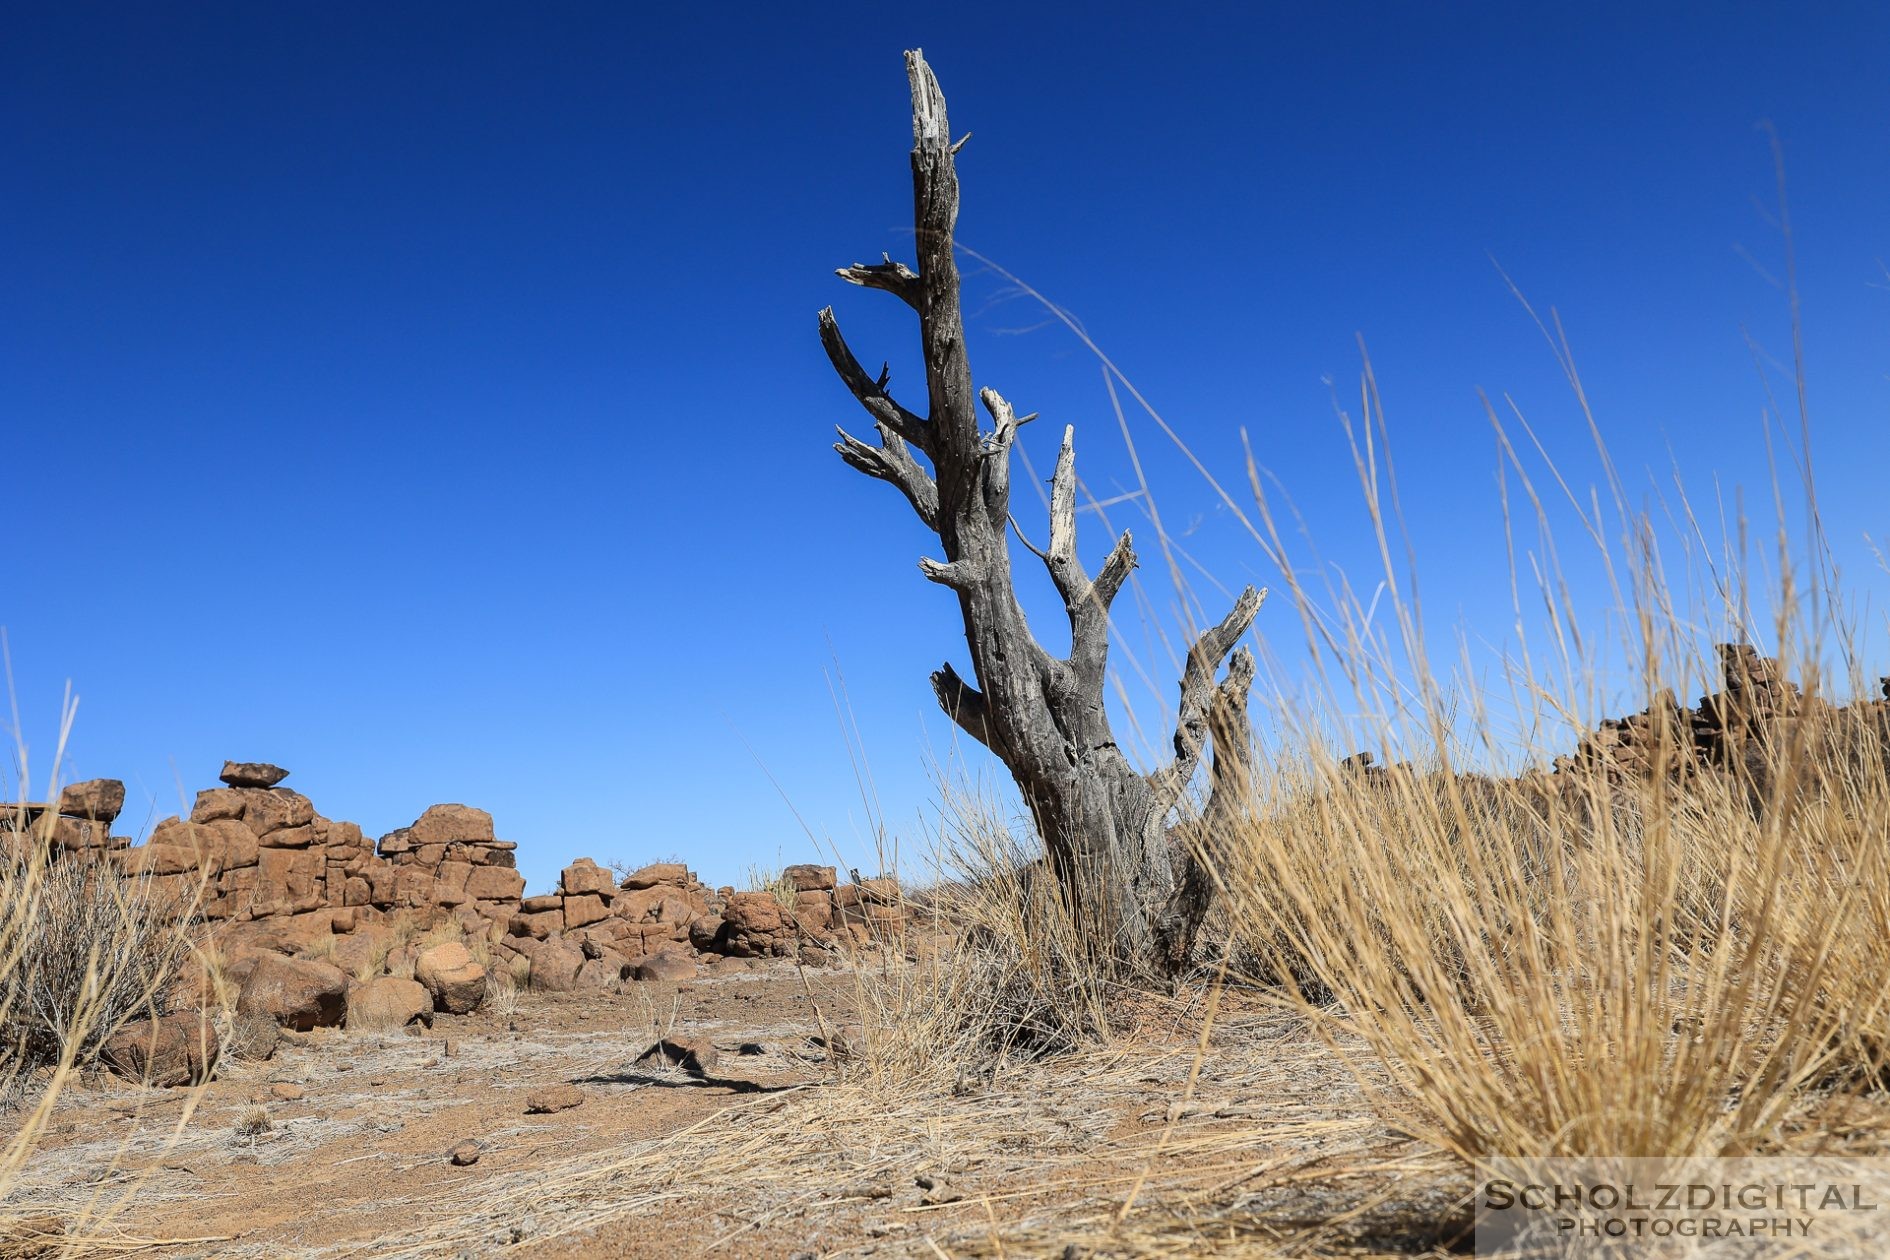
[7, 3, 1887, 894]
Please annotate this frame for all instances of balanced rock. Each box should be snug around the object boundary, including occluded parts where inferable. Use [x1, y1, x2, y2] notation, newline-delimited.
[221, 761, 290, 789]
[410, 804, 495, 845]
[56, 778, 126, 823]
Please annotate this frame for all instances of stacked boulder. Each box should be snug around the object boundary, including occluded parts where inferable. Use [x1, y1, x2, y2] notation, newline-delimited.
[2, 778, 129, 858]
[492, 859, 909, 987]
[111, 765, 527, 936]
[716, 864, 906, 958]
[1691, 644, 1808, 764]
[500, 859, 718, 990]
[119, 761, 373, 921]
[74, 760, 918, 1091]
[376, 803, 526, 930]
[1557, 688, 1694, 779]
[61, 757, 919, 1072]
[1555, 645, 1848, 780]
[1542, 645, 1890, 819]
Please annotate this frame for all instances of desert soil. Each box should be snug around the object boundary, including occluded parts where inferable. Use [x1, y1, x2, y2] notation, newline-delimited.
[10, 958, 1465, 1258]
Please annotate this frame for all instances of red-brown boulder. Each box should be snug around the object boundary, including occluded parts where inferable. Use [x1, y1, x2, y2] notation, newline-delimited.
[99, 1011, 220, 1087]
[410, 804, 496, 845]
[237, 955, 346, 1030]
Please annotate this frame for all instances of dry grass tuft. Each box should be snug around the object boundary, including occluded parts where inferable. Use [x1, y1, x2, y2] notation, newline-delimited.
[844, 783, 1116, 1091]
[484, 964, 520, 1019]
[743, 863, 799, 914]
[351, 939, 392, 984]
[296, 930, 340, 964]
[231, 1106, 271, 1144]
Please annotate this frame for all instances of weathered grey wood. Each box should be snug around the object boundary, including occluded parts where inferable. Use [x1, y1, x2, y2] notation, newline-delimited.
[1156, 646, 1258, 970]
[836, 253, 921, 310]
[822, 49, 1263, 976]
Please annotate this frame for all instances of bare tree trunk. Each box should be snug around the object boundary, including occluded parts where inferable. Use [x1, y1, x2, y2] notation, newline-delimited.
[822, 51, 1263, 976]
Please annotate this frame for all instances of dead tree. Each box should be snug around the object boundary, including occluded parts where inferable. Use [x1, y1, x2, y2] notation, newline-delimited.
[821, 50, 1263, 976]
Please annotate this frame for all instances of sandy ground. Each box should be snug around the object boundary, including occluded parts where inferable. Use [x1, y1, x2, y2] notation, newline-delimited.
[7, 958, 1468, 1258]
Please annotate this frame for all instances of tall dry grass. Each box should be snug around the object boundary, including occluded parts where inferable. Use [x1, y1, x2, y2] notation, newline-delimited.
[1213, 722, 1890, 1161]
[1193, 314, 1890, 1163]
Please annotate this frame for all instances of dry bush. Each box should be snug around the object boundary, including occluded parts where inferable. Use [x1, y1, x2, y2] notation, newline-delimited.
[465, 927, 494, 967]
[351, 938, 392, 983]
[0, 851, 192, 1098]
[607, 855, 681, 886]
[415, 916, 467, 952]
[386, 910, 422, 949]
[0, 748, 210, 1247]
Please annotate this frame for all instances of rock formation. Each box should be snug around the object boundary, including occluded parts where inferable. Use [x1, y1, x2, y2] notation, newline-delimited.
[1554, 643, 1889, 793]
[2, 777, 130, 858]
[33, 760, 908, 1084]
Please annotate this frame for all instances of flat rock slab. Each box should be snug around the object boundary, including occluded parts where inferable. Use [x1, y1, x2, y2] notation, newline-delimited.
[632, 954, 696, 984]
[56, 778, 126, 823]
[523, 1085, 587, 1114]
[221, 761, 290, 788]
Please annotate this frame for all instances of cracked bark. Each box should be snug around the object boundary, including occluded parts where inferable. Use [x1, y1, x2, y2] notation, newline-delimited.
[823, 50, 1264, 976]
